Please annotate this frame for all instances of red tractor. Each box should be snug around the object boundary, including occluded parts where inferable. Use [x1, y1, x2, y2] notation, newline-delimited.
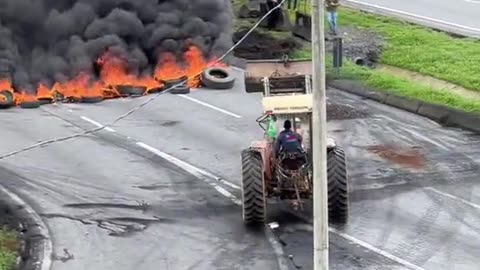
[241, 74, 349, 225]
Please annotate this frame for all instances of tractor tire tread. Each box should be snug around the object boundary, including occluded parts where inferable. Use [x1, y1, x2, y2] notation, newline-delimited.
[241, 149, 266, 225]
[327, 148, 349, 225]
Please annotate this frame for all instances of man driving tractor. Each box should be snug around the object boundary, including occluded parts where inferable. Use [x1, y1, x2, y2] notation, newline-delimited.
[274, 119, 304, 156]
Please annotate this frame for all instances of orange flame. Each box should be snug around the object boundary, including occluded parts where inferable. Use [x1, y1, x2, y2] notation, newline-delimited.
[15, 91, 37, 105]
[0, 79, 13, 91]
[98, 51, 162, 91]
[154, 53, 185, 82]
[55, 72, 103, 99]
[0, 45, 225, 109]
[37, 84, 54, 100]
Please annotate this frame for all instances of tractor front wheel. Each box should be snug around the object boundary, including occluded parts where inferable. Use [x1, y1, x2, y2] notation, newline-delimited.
[241, 149, 266, 225]
[327, 148, 349, 224]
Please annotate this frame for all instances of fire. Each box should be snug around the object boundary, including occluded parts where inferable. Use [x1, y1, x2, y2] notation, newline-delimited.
[15, 91, 37, 105]
[154, 53, 185, 82]
[154, 46, 214, 88]
[98, 51, 161, 90]
[0, 79, 13, 91]
[0, 45, 226, 109]
[37, 84, 53, 100]
[54, 72, 103, 99]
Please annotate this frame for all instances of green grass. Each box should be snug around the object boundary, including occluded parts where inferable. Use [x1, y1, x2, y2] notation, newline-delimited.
[231, 0, 480, 112]
[329, 61, 480, 113]
[0, 229, 16, 270]
[290, 6, 480, 92]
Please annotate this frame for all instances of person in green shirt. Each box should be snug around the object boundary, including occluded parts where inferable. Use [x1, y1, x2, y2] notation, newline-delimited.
[267, 114, 278, 141]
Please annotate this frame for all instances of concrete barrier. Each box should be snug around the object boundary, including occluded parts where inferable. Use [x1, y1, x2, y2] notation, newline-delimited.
[384, 94, 422, 113]
[328, 79, 480, 134]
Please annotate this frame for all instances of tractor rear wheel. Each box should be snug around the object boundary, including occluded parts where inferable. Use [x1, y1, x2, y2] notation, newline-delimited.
[327, 148, 349, 224]
[241, 149, 266, 225]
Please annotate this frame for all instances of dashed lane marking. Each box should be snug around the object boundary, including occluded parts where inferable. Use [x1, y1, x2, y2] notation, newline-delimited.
[178, 94, 243, 119]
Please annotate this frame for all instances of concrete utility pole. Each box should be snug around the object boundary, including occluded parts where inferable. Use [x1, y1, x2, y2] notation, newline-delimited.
[310, 0, 329, 269]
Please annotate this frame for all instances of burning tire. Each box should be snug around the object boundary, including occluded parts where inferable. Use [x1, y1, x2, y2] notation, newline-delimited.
[81, 96, 104, 103]
[160, 76, 187, 90]
[0, 90, 14, 109]
[37, 97, 53, 105]
[161, 77, 190, 95]
[20, 101, 41, 109]
[116, 85, 147, 97]
[201, 67, 235, 90]
[327, 148, 349, 225]
[241, 149, 266, 225]
[146, 86, 164, 95]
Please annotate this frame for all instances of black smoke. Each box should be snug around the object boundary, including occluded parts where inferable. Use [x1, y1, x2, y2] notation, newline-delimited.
[0, 0, 233, 92]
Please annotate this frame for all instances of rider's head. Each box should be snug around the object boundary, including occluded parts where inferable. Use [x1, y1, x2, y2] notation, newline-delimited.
[284, 120, 292, 130]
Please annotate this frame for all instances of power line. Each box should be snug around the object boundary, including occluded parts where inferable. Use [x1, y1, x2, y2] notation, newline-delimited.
[0, 0, 287, 161]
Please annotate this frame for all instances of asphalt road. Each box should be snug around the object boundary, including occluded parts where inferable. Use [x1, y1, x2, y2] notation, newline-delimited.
[344, 0, 480, 37]
[1, 68, 480, 269]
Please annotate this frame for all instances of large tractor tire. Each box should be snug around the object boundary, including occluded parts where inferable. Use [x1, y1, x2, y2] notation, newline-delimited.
[327, 148, 349, 225]
[241, 149, 266, 225]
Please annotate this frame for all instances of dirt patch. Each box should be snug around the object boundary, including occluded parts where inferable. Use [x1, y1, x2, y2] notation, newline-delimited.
[368, 145, 426, 169]
[327, 103, 369, 120]
[327, 26, 385, 66]
[233, 28, 302, 60]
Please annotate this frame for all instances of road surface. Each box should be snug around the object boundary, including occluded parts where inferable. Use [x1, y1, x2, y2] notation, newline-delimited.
[1, 69, 480, 269]
[344, 0, 480, 37]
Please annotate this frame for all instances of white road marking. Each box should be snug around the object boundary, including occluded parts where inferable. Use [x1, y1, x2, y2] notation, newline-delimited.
[178, 94, 242, 119]
[265, 226, 290, 270]
[345, 0, 480, 33]
[136, 142, 240, 204]
[330, 227, 427, 270]
[78, 115, 423, 269]
[425, 187, 480, 210]
[80, 116, 116, 132]
[0, 185, 53, 270]
[464, 0, 480, 3]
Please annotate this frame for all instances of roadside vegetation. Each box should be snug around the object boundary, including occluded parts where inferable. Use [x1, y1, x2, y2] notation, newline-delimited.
[328, 61, 480, 112]
[231, 1, 480, 112]
[0, 228, 16, 270]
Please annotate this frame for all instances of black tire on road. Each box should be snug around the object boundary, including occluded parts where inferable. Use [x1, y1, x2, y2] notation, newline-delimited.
[81, 96, 104, 103]
[201, 67, 235, 90]
[20, 101, 41, 109]
[327, 148, 349, 225]
[169, 86, 190, 95]
[38, 98, 53, 105]
[160, 76, 188, 90]
[116, 85, 147, 97]
[146, 86, 164, 94]
[241, 149, 266, 225]
[0, 90, 14, 109]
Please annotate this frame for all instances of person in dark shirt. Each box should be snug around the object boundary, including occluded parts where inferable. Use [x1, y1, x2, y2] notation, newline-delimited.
[274, 119, 304, 156]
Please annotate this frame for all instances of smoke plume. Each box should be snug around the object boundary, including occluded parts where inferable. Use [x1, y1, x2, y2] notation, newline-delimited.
[0, 0, 233, 92]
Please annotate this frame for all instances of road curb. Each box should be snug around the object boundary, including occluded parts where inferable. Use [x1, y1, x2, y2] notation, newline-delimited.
[328, 79, 480, 134]
[0, 185, 52, 270]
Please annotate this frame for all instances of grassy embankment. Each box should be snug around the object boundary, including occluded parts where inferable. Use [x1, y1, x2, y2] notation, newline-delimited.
[288, 6, 480, 112]
[0, 228, 16, 270]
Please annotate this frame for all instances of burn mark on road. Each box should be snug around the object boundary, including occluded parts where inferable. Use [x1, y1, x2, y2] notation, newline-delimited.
[159, 120, 180, 127]
[64, 201, 150, 212]
[41, 213, 172, 237]
[368, 145, 426, 169]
